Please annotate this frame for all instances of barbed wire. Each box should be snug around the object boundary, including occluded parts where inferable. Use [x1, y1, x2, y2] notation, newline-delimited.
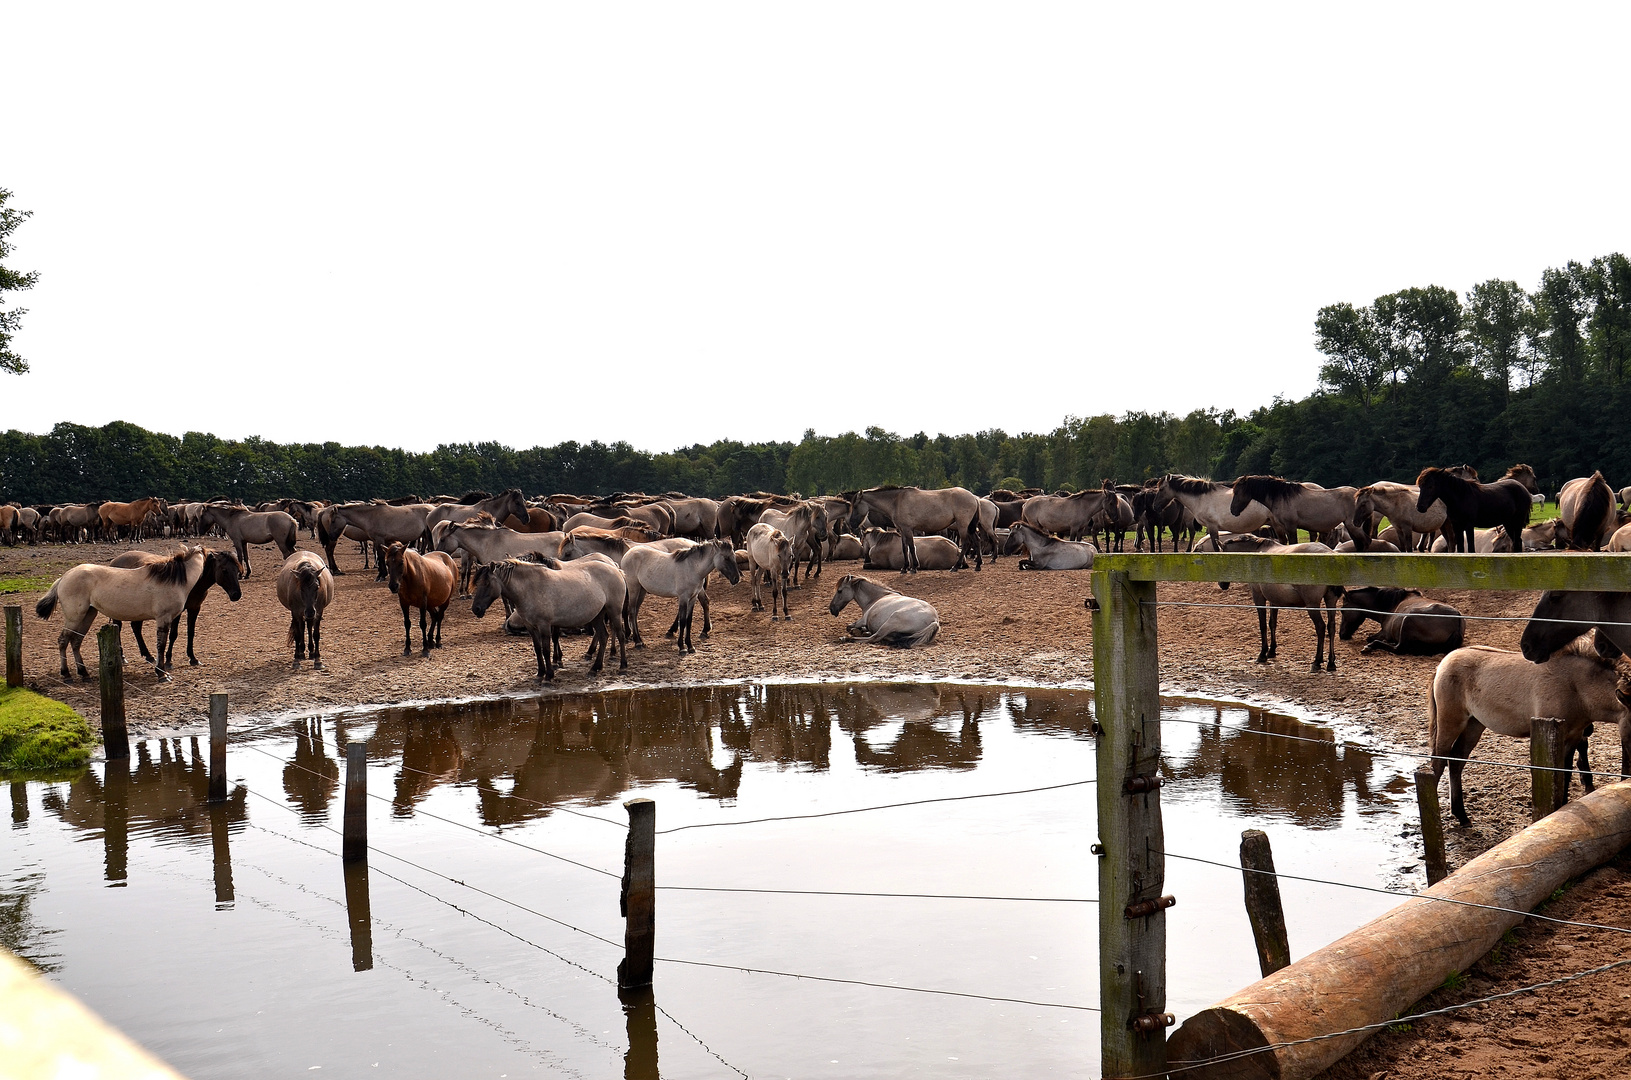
[1158, 713, 1631, 782]
[656, 778, 1095, 835]
[1158, 848, 1631, 937]
[241, 743, 623, 879]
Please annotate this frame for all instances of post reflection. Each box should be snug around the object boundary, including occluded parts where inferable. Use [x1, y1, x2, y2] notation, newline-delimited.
[618, 985, 658, 1080]
[209, 802, 234, 906]
[342, 860, 373, 972]
[103, 763, 128, 884]
[10, 780, 26, 827]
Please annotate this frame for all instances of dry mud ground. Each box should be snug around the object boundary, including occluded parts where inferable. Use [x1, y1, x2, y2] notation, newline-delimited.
[4, 534, 1629, 1077]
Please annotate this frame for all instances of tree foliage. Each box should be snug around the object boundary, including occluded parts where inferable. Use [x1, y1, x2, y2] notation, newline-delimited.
[0, 188, 39, 376]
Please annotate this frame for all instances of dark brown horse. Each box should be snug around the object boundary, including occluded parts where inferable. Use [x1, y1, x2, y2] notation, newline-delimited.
[1415, 467, 1531, 553]
[111, 548, 244, 667]
[385, 542, 457, 656]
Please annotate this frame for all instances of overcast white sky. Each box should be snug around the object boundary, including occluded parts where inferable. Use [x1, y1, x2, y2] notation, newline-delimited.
[5, 4, 1630, 453]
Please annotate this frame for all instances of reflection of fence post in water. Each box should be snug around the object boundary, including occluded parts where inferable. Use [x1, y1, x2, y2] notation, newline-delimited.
[208, 693, 229, 803]
[11, 780, 28, 826]
[343, 741, 367, 862]
[618, 985, 659, 1080]
[97, 624, 129, 760]
[343, 861, 374, 971]
[4, 604, 21, 687]
[210, 803, 235, 906]
[1414, 766, 1448, 885]
[1239, 830, 1290, 977]
[1530, 717, 1569, 820]
[103, 761, 129, 884]
[618, 798, 655, 988]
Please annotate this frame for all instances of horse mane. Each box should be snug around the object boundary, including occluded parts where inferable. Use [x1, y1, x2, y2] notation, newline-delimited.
[145, 546, 197, 585]
[1416, 466, 1470, 491]
[1502, 464, 1535, 481]
[1164, 475, 1220, 495]
[671, 542, 712, 564]
[458, 489, 492, 504]
[469, 512, 497, 526]
[1236, 474, 1302, 500]
[1576, 473, 1611, 548]
[868, 484, 906, 492]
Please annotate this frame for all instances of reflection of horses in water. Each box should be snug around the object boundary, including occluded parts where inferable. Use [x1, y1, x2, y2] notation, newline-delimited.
[282, 719, 339, 820]
[1159, 706, 1378, 828]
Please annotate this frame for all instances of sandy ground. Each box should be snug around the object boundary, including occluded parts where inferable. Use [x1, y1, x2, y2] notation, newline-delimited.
[3, 533, 1628, 1076]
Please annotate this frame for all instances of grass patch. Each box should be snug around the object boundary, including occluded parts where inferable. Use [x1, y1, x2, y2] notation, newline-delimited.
[1530, 500, 1559, 524]
[1440, 969, 1468, 992]
[0, 687, 95, 772]
[0, 573, 55, 595]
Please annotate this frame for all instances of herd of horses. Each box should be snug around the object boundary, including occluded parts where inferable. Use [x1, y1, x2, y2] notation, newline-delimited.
[18, 467, 1631, 827]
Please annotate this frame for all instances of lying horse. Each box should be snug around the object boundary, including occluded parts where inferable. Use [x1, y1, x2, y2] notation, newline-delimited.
[1009, 521, 1096, 570]
[828, 574, 939, 648]
[276, 550, 335, 670]
[1430, 641, 1629, 824]
[860, 529, 962, 571]
[36, 546, 207, 680]
[385, 543, 457, 656]
[1338, 586, 1463, 655]
[110, 548, 243, 667]
[848, 485, 983, 572]
[1218, 535, 1342, 671]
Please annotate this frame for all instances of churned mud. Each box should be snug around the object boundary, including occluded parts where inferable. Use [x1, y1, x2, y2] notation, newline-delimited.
[3, 534, 1628, 1075]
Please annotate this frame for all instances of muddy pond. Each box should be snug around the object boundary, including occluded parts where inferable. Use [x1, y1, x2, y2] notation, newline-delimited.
[2, 683, 1420, 1078]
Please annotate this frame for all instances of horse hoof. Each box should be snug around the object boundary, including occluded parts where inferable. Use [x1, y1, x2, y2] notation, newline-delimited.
[313, 661, 325, 671]
[189, 659, 200, 667]
[402, 648, 412, 657]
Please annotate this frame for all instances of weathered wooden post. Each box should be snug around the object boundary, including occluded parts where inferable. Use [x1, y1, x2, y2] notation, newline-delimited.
[1239, 829, 1291, 977]
[1530, 717, 1569, 821]
[208, 693, 229, 803]
[1089, 570, 1171, 1076]
[618, 798, 656, 989]
[4, 604, 21, 688]
[1414, 766, 1448, 885]
[11, 780, 28, 826]
[343, 741, 367, 862]
[96, 624, 129, 760]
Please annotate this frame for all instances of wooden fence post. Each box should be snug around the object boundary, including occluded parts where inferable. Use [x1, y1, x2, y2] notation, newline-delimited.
[1530, 717, 1569, 821]
[1414, 766, 1448, 885]
[208, 693, 228, 803]
[1090, 571, 1170, 1076]
[1239, 830, 1291, 977]
[618, 798, 656, 989]
[4, 604, 21, 688]
[343, 741, 367, 862]
[96, 624, 128, 760]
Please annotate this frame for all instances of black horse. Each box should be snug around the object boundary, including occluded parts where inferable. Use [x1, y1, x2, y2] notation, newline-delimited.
[1415, 467, 1531, 553]
[112, 549, 244, 667]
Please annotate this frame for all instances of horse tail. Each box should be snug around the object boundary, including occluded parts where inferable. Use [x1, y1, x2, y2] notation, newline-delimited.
[1427, 672, 1441, 763]
[35, 580, 59, 620]
[1579, 476, 1611, 550]
[879, 620, 940, 648]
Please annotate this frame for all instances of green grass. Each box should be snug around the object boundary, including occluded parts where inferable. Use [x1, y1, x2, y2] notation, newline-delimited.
[1530, 500, 1559, 524]
[1440, 969, 1468, 992]
[0, 687, 95, 772]
[0, 573, 55, 595]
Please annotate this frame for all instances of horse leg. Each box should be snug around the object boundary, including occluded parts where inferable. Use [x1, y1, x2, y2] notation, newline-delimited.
[1255, 602, 1270, 663]
[900, 530, 914, 574]
[291, 615, 306, 664]
[699, 590, 712, 636]
[1572, 733, 1593, 794]
[552, 628, 564, 667]
[401, 603, 413, 656]
[419, 606, 431, 656]
[1306, 605, 1325, 672]
[1443, 722, 1485, 825]
[1325, 603, 1337, 671]
[310, 616, 324, 670]
[128, 620, 155, 664]
[1268, 606, 1279, 658]
[238, 541, 251, 578]
[531, 628, 551, 681]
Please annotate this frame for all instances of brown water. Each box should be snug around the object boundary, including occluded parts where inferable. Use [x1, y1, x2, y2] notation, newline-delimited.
[2, 684, 1416, 1078]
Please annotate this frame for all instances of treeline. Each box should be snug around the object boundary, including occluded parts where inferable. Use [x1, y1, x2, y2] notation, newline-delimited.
[4, 252, 1627, 504]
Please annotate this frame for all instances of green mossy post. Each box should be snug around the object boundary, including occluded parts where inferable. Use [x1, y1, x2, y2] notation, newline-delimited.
[96, 625, 128, 760]
[1091, 570, 1169, 1076]
[0, 687, 94, 772]
[4, 605, 20, 688]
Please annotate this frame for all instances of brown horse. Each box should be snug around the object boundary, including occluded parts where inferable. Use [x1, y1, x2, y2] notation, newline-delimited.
[1558, 471, 1615, 551]
[1415, 467, 1531, 553]
[1217, 535, 1342, 671]
[848, 486, 984, 572]
[385, 543, 457, 656]
[1230, 475, 1361, 545]
[98, 498, 168, 542]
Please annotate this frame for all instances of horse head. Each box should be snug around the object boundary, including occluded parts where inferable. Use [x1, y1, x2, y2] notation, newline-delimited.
[829, 575, 857, 616]
[1520, 591, 1601, 662]
[469, 564, 501, 618]
[384, 542, 407, 594]
[714, 541, 743, 585]
[294, 565, 324, 624]
[213, 550, 244, 602]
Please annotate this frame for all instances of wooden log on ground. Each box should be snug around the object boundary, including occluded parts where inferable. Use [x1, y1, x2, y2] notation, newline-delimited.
[1165, 780, 1631, 1080]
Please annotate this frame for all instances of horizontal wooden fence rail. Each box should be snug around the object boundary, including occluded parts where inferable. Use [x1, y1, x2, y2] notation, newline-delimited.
[1093, 551, 1631, 591]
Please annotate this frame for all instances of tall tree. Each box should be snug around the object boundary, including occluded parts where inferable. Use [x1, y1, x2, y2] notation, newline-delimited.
[0, 188, 39, 375]
[1464, 279, 1531, 402]
[1314, 302, 1384, 408]
[1534, 262, 1590, 383]
[1371, 285, 1465, 391]
[1584, 253, 1631, 383]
